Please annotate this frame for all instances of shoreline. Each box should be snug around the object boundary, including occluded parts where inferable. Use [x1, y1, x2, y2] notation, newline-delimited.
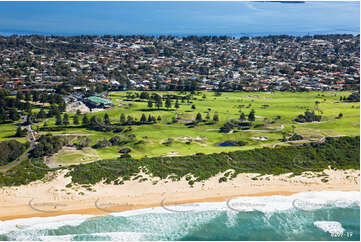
[0, 169, 359, 222]
[1, 191, 299, 221]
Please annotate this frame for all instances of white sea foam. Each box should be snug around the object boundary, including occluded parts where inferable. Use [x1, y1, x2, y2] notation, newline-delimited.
[0, 214, 96, 234]
[123, 209, 222, 240]
[1, 191, 359, 238]
[109, 190, 360, 217]
[314, 221, 345, 236]
[40, 232, 148, 241]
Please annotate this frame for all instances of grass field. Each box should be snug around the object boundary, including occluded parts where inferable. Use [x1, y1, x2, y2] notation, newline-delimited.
[55, 147, 100, 165]
[1, 91, 359, 161]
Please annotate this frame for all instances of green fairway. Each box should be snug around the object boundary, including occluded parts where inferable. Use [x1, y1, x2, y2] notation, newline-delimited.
[1, 91, 359, 160]
[55, 147, 100, 165]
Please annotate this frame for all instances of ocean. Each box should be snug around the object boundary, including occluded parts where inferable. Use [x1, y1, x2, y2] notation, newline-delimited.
[0, 1, 359, 37]
[0, 191, 359, 241]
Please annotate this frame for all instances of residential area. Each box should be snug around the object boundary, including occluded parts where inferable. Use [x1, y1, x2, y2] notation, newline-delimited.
[0, 34, 359, 96]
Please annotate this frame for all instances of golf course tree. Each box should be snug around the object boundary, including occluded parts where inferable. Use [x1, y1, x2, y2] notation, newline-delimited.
[82, 114, 89, 126]
[104, 113, 111, 125]
[15, 126, 27, 137]
[140, 91, 149, 99]
[31, 134, 69, 158]
[9, 108, 20, 121]
[196, 113, 203, 122]
[140, 113, 147, 123]
[205, 112, 210, 121]
[37, 108, 46, 120]
[175, 100, 180, 109]
[90, 116, 99, 128]
[75, 136, 91, 149]
[248, 109, 256, 122]
[0, 107, 7, 123]
[120, 113, 126, 123]
[55, 113, 62, 125]
[294, 110, 322, 123]
[151, 93, 162, 103]
[156, 99, 163, 109]
[147, 100, 153, 109]
[0, 88, 66, 124]
[127, 115, 134, 124]
[93, 138, 112, 148]
[109, 136, 123, 146]
[240, 112, 246, 121]
[345, 92, 360, 102]
[213, 113, 219, 123]
[220, 122, 233, 133]
[63, 113, 70, 125]
[73, 115, 79, 125]
[165, 98, 172, 110]
[147, 114, 156, 123]
[0, 140, 30, 166]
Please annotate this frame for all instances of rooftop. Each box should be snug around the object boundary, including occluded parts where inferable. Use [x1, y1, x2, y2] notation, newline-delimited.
[87, 96, 113, 105]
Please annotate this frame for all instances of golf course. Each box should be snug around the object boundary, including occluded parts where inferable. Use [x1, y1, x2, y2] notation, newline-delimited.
[14, 91, 357, 166]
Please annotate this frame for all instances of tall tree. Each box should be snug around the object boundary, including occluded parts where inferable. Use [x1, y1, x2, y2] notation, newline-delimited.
[24, 92, 31, 101]
[206, 112, 210, 120]
[127, 115, 133, 124]
[16, 91, 24, 100]
[248, 109, 255, 122]
[104, 113, 110, 125]
[55, 113, 62, 125]
[165, 98, 172, 110]
[147, 100, 153, 109]
[175, 100, 179, 109]
[156, 100, 162, 109]
[0, 108, 6, 123]
[240, 112, 246, 121]
[9, 109, 20, 121]
[140, 113, 147, 123]
[82, 114, 89, 126]
[15, 126, 26, 137]
[63, 113, 69, 125]
[213, 113, 219, 123]
[196, 113, 202, 122]
[38, 108, 46, 119]
[73, 115, 79, 125]
[120, 113, 126, 123]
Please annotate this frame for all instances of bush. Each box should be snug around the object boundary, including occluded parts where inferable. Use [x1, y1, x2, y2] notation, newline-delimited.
[295, 110, 322, 123]
[64, 136, 360, 186]
[0, 140, 30, 166]
[219, 177, 227, 183]
[288, 133, 303, 141]
[93, 138, 112, 149]
[31, 134, 68, 158]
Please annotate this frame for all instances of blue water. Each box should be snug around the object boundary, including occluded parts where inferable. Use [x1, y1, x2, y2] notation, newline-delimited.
[0, 1, 359, 36]
[0, 191, 359, 241]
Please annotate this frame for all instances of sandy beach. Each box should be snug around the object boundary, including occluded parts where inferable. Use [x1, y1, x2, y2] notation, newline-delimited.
[0, 168, 359, 221]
